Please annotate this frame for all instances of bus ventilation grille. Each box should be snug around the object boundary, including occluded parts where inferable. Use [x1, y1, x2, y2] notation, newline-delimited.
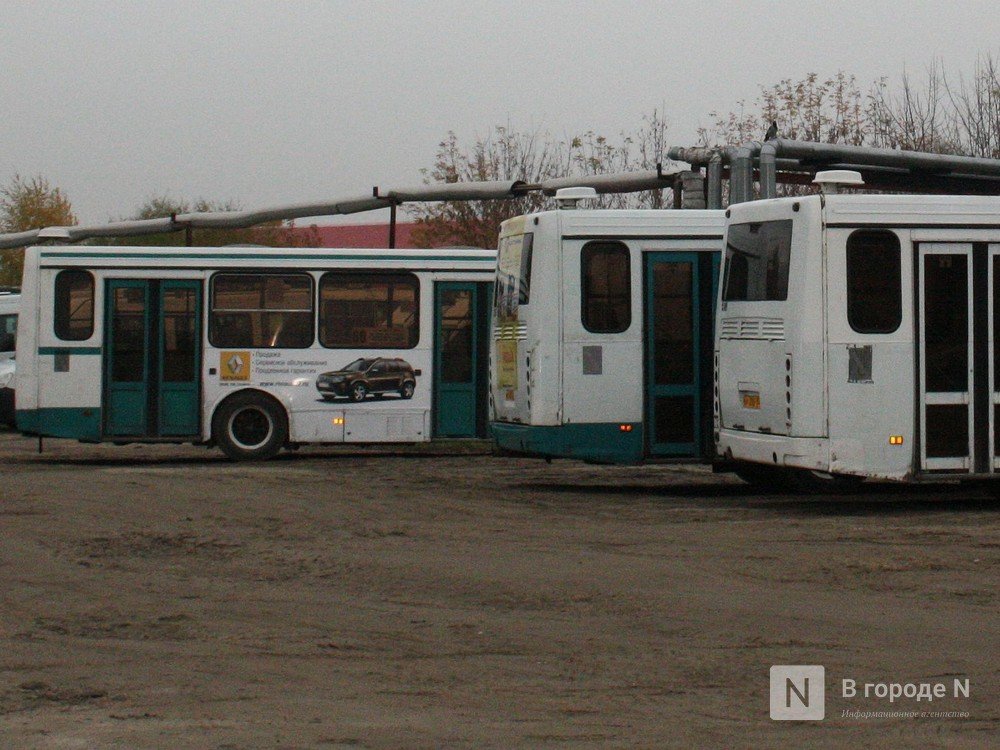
[720, 317, 785, 340]
[494, 323, 527, 341]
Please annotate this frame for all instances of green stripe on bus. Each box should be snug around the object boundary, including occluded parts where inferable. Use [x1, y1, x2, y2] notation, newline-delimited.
[38, 346, 102, 355]
[16, 407, 102, 441]
[491, 422, 645, 464]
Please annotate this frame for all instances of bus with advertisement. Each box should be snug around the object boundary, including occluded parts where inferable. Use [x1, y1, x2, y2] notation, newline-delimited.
[15, 245, 494, 459]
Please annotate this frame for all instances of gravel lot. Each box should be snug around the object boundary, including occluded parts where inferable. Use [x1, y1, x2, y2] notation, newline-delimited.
[0, 431, 997, 748]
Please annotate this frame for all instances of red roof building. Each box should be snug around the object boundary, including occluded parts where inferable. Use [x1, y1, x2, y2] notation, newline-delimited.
[293, 222, 421, 248]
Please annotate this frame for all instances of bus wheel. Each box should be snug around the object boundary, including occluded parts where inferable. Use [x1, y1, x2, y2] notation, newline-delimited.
[348, 382, 368, 402]
[733, 462, 788, 490]
[734, 463, 863, 494]
[213, 392, 287, 461]
[399, 381, 415, 399]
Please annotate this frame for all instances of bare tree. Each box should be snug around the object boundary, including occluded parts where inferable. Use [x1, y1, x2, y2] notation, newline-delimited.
[634, 109, 672, 209]
[868, 63, 960, 153]
[945, 52, 1000, 158]
[409, 127, 570, 249]
[570, 109, 673, 209]
[411, 114, 673, 248]
[695, 72, 872, 197]
[698, 72, 868, 148]
[107, 196, 319, 248]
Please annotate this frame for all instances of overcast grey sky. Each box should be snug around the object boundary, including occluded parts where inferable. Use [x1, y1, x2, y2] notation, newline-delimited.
[1, 0, 997, 224]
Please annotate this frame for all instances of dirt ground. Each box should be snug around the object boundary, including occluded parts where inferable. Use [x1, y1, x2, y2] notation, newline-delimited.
[0, 431, 997, 749]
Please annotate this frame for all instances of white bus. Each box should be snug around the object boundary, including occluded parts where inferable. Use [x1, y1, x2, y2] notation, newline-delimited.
[715, 179, 1000, 485]
[16, 246, 495, 459]
[490, 202, 726, 463]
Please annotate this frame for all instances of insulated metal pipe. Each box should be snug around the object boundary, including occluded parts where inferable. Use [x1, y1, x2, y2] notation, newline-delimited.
[0, 169, 685, 249]
[707, 151, 724, 209]
[770, 139, 1000, 178]
[759, 141, 778, 199]
[537, 167, 683, 195]
[376, 181, 526, 202]
[728, 144, 758, 204]
[666, 146, 721, 165]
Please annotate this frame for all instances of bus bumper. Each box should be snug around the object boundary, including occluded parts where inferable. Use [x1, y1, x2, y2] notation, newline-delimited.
[716, 428, 829, 471]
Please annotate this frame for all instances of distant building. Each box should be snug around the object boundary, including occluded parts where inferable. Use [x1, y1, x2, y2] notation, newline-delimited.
[293, 222, 421, 248]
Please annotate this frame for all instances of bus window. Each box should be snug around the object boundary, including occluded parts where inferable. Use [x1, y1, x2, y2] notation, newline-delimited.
[440, 288, 473, 382]
[210, 273, 314, 348]
[319, 272, 419, 349]
[54, 270, 95, 341]
[162, 286, 198, 382]
[847, 230, 902, 333]
[110, 286, 146, 382]
[723, 220, 792, 301]
[0, 313, 15, 352]
[581, 241, 631, 333]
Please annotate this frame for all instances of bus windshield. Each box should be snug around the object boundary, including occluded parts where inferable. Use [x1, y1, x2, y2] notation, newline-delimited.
[495, 232, 533, 324]
[723, 220, 792, 301]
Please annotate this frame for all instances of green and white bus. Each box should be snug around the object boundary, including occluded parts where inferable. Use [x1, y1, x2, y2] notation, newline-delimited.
[16, 245, 494, 459]
[490, 198, 726, 463]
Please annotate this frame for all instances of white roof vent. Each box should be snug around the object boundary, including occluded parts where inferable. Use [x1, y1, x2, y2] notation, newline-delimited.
[554, 186, 598, 209]
[812, 170, 864, 194]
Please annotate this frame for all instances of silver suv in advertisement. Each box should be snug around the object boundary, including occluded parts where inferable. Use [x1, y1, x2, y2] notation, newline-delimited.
[315, 357, 417, 402]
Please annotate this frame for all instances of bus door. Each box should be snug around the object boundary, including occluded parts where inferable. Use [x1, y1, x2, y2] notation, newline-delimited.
[104, 279, 202, 438]
[991, 245, 1000, 472]
[643, 252, 719, 457]
[917, 244, 979, 471]
[433, 281, 490, 437]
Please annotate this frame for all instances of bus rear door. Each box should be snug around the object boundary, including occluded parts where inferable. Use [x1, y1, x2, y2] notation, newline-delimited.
[643, 252, 719, 458]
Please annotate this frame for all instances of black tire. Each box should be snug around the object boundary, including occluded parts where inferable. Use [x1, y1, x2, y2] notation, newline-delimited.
[348, 382, 368, 402]
[0, 388, 15, 427]
[733, 462, 788, 489]
[399, 380, 415, 399]
[213, 391, 287, 461]
[735, 462, 863, 494]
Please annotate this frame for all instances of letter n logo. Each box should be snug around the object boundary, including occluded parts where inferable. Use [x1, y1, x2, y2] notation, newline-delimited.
[770, 665, 825, 720]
